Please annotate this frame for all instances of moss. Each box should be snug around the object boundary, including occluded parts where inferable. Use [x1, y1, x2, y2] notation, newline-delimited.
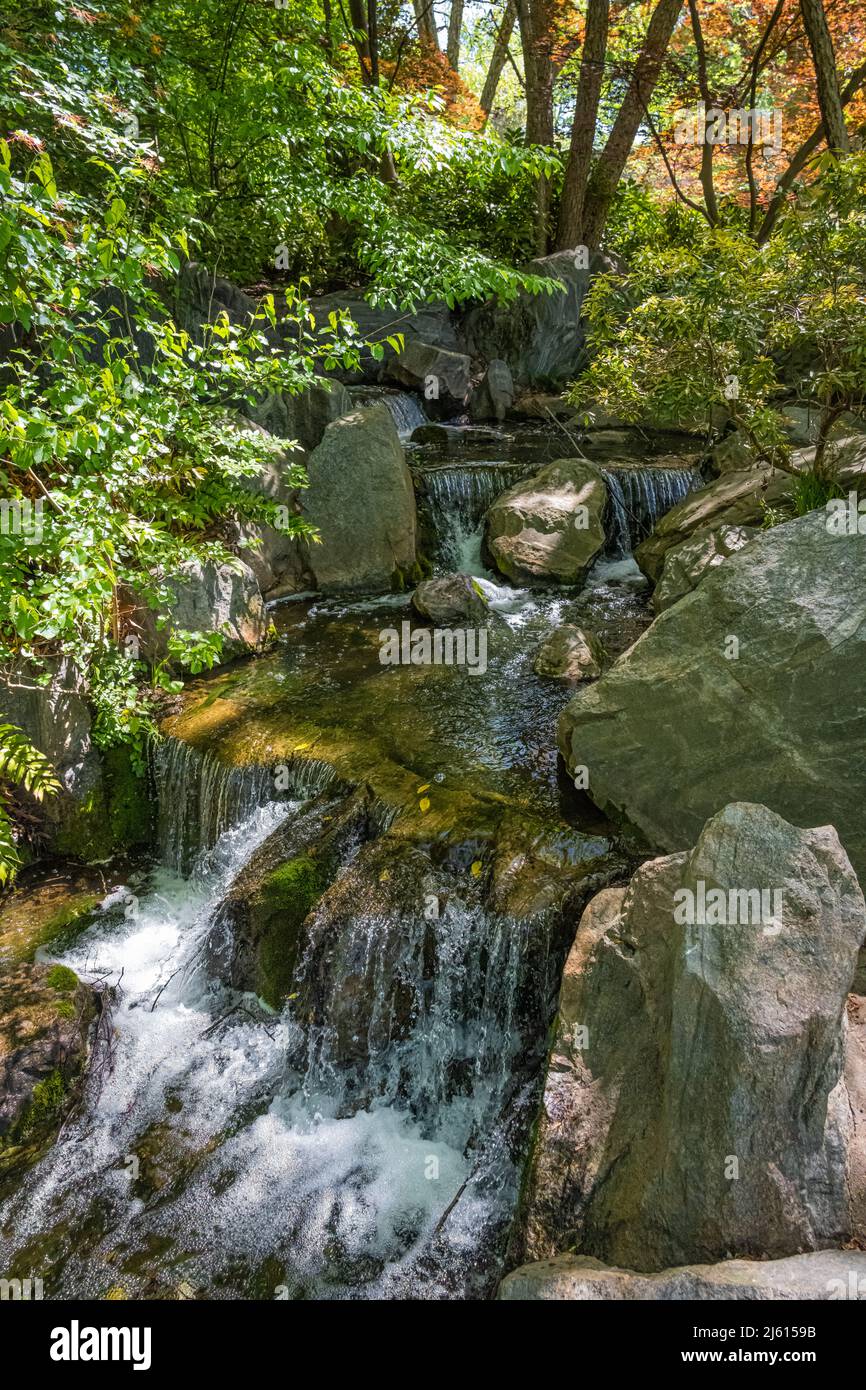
[46, 963, 78, 993]
[18, 1069, 67, 1142]
[53, 743, 152, 863]
[390, 565, 406, 592]
[0, 883, 101, 964]
[54, 999, 75, 1019]
[102, 742, 152, 849]
[254, 855, 323, 1009]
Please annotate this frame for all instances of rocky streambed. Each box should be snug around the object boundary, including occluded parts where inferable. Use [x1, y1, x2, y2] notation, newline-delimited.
[2, 395, 865, 1301]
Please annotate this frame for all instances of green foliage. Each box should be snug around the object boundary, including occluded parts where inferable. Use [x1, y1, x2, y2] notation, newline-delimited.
[570, 155, 866, 484]
[0, 724, 60, 884]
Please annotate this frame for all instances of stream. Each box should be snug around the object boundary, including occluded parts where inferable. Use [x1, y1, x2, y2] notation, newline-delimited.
[0, 396, 704, 1299]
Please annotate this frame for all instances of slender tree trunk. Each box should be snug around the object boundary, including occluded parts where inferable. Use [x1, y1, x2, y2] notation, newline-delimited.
[447, 0, 463, 69]
[555, 0, 609, 250]
[348, 0, 371, 71]
[687, 0, 719, 224]
[413, 0, 440, 49]
[480, 0, 517, 125]
[799, 0, 850, 153]
[581, 0, 684, 250]
[516, 0, 557, 255]
[757, 60, 866, 241]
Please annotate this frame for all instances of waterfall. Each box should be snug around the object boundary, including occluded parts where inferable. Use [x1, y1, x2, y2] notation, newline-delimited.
[419, 463, 526, 573]
[601, 466, 701, 557]
[349, 386, 427, 439]
[152, 739, 341, 874]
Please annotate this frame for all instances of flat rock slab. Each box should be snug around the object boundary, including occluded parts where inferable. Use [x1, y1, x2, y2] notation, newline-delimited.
[499, 1251, 866, 1300]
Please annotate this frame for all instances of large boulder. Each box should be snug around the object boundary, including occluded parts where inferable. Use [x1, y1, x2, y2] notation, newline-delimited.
[461, 249, 617, 387]
[0, 961, 99, 1176]
[532, 625, 608, 680]
[136, 558, 268, 666]
[515, 804, 866, 1272]
[411, 574, 492, 626]
[0, 660, 151, 864]
[499, 1251, 866, 1301]
[300, 405, 418, 592]
[226, 416, 313, 599]
[559, 512, 866, 889]
[387, 341, 471, 419]
[652, 523, 758, 612]
[311, 291, 459, 382]
[485, 459, 606, 584]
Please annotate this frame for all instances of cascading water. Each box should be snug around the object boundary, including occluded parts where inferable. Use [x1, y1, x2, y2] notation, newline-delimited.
[350, 386, 427, 440]
[419, 464, 527, 574]
[601, 466, 701, 557]
[152, 740, 340, 874]
[0, 741, 567, 1300]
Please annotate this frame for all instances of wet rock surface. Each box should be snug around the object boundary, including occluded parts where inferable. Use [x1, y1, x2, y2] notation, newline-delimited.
[499, 1250, 866, 1300]
[532, 625, 608, 680]
[485, 459, 607, 584]
[515, 804, 866, 1272]
[0, 962, 100, 1178]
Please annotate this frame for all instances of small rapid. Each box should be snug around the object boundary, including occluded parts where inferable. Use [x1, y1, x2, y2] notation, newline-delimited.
[601, 466, 701, 557]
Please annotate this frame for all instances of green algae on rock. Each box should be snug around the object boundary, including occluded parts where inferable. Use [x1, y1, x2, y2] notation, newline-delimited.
[0, 961, 100, 1179]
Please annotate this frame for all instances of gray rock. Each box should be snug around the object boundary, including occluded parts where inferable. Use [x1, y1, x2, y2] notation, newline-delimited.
[300, 405, 417, 592]
[0, 658, 98, 803]
[846, 993, 866, 1240]
[710, 432, 762, 475]
[499, 1251, 866, 1300]
[225, 416, 312, 598]
[411, 574, 491, 626]
[388, 341, 471, 419]
[532, 625, 608, 680]
[485, 458, 606, 584]
[462, 249, 617, 387]
[559, 512, 866, 894]
[516, 804, 866, 1272]
[249, 379, 352, 453]
[653, 524, 758, 611]
[137, 558, 268, 665]
[311, 291, 459, 381]
[0, 961, 99, 1175]
[469, 359, 514, 422]
[636, 435, 866, 583]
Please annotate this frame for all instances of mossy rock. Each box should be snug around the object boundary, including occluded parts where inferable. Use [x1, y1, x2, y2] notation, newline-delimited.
[0, 961, 98, 1178]
[0, 870, 104, 964]
[255, 856, 323, 1008]
[53, 743, 153, 863]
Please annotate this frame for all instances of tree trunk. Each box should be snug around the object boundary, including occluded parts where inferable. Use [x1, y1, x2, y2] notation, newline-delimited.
[516, 0, 557, 255]
[581, 0, 684, 251]
[799, 0, 849, 153]
[413, 0, 440, 50]
[688, 0, 719, 224]
[480, 0, 516, 123]
[555, 0, 609, 250]
[446, 0, 463, 69]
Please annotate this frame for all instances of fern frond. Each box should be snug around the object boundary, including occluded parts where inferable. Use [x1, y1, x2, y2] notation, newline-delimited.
[0, 800, 22, 886]
[0, 724, 61, 801]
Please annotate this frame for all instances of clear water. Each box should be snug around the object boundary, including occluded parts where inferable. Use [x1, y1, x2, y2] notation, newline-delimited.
[0, 420, 701, 1300]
